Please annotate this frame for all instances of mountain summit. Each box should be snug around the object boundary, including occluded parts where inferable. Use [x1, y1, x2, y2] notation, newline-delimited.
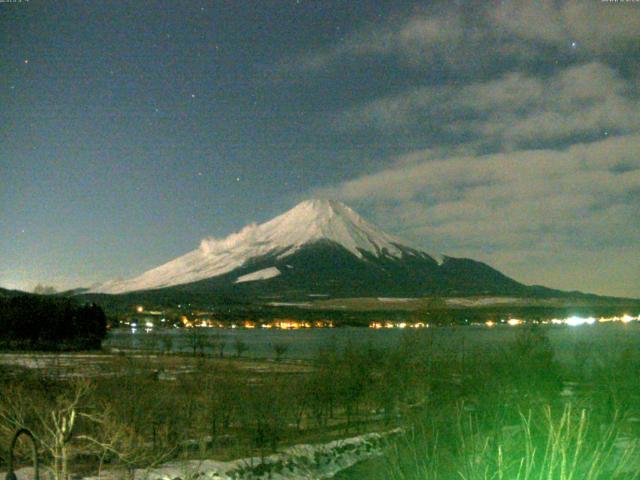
[90, 199, 559, 300]
[92, 199, 444, 294]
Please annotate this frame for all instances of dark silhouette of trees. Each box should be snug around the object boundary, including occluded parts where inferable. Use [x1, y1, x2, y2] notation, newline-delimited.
[0, 294, 107, 350]
[33, 284, 57, 295]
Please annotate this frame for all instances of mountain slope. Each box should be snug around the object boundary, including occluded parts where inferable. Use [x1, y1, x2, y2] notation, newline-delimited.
[89, 199, 572, 300]
[163, 240, 533, 299]
[91, 199, 443, 294]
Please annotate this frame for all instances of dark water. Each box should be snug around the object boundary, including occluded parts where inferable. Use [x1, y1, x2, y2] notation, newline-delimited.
[104, 322, 640, 365]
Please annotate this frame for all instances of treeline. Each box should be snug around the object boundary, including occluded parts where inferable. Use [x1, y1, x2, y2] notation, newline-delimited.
[85, 296, 640, 328]
[0, 333, 447, 477]
[0, 294, 107, 350]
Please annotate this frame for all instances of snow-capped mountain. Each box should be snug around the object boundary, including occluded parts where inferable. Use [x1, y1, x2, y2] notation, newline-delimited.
[90, 199, 543, 299]
[92, 199, 443, 294]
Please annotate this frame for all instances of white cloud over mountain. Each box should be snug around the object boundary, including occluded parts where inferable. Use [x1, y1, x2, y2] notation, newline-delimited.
[292, 0, 640, 296]
[313, 134, 640, 297]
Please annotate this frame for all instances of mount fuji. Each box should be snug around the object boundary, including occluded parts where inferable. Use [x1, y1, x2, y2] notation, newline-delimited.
[89, 199, 554, 300]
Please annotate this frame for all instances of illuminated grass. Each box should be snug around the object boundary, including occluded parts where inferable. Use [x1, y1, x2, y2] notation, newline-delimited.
[386, 403, 639, 480]
[459, 404, 638, 480]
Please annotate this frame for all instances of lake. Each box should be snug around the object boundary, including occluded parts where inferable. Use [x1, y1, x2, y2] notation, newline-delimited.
[103, 322, 640, 366]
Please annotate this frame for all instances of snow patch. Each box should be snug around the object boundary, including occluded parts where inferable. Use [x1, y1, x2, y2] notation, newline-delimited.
[235, 267, 281, 284]
[431, 253, 445, 265]
[267, 302, 312, 307]
[82, 430, 401, 480]
[377, 297, 414, 303]
[445, 297, 519, 307]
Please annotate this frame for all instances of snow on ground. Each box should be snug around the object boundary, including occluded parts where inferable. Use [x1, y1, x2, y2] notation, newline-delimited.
[83, 430, 401, 480]
[0, 353, 197, 379]
[4, 424, 638, 480]
[267, 302, 313, 307]
[0, 467, 38, 480]
[377, 297, 414, 303]
[445, 297, 518, 307]
[235, 267, 281, 284]
[0, 353, 109, 370]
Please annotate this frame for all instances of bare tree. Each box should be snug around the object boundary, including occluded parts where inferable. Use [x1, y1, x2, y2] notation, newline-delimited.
[212, 332, 227, 358]
[0, 379, 169, 480]
[234, 339, 248, 358]
[272, 343, 289, 362]
[186, 327, 210, 356]
[160, 334, 174, 355]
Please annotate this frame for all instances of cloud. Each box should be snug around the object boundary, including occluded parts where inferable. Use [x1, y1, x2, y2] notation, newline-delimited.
[493, 0, 640, 53]
[293, 1, 640, 75]
[296, 11, 465, 72]
[288, 2, 640, 296]
[312, 134, 640, 296]
[316, 134, 640, 207]
[492, 0, 566, 45]
[337, 62, 640, 149]
[200, 223, 259, 255]
[464, 63, 640, 147]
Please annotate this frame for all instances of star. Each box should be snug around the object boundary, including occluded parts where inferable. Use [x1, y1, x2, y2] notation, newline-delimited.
[570, 41, 577, 49]
[23, 59, 29, 64]
[191, 93, 196, 98]
[236, 177, 241, 182]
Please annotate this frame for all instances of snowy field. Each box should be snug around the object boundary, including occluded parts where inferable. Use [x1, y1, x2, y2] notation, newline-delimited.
[0, 351, 310, 379]
[0, 430, 400, 480]
[80, 430, 401, 480]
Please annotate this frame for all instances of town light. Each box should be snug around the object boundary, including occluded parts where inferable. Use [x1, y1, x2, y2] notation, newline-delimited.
[565, 316, 595, 327]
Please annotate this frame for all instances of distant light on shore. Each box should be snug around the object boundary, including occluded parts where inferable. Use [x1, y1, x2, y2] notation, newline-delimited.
[366, 314, 640, 329]
[565, 316, 596, 327]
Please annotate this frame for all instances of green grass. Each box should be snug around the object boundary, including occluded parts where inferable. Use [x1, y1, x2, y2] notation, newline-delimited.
[381, 327, 640, 479]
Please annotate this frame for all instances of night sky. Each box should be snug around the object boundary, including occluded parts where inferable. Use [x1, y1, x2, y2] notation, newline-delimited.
[2, 1, 639, 297]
